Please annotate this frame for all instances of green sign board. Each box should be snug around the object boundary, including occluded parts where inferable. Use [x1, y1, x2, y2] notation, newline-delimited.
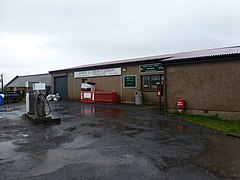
[123, 75, 137, 88]
[139, 63, 164, 73]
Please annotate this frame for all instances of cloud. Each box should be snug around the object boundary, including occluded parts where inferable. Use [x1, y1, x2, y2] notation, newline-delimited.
[1, 0, 240, 84]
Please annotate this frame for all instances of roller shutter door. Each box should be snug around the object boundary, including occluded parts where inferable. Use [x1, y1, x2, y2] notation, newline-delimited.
[54, 76, 68, 100]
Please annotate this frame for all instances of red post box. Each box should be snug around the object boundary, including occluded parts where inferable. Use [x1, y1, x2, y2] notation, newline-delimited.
[157, 84, 163, 97]
[177, 98, 186, 109]
[157, 85, 163, 111]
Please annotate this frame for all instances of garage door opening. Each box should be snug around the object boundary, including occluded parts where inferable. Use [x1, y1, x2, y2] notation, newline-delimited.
[54, 76, 68, 100]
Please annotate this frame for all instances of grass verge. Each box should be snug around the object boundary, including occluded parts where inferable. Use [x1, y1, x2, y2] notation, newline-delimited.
[173, 113, 240, 136]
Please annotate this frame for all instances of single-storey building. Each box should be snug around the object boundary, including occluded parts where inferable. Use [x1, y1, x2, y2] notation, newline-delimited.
[5, 73, 52, 98]
[49, 46, 240, 120]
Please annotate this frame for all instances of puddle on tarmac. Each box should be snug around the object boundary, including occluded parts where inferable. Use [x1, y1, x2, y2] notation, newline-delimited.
[114, 116, 192, 138]
[53, 105, 123, 119]
[19, 103, 240, 178]
[31, 147, 118, 177]
[31, 136, 101, 176]
[0, 106, 25, 120]
[18, 134, 29, 138]
[62, 136, 96, 150]
[0, 107, 22, 113]
[53, 104, 192, 138]
[192, 134, 240, 179]
[81, 122, 102, 127]
[0, 141, 16, 162]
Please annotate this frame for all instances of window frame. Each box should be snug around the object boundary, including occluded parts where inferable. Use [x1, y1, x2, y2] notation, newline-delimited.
[123, 75, 137, 89]
[141, 74, 163, 92]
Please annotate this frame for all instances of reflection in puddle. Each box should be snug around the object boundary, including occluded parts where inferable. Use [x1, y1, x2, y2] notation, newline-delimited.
[0, 141, 16, 161]
[32, 148, 112, 176]
[53, 105, 122, 120]
[31, 136, 98, 176]
[176, 125, 187, 132]
[18, 134, 29, 138]
[79, 106, 96, 116]
[62, 136, 96, 150]
[115, 118, 189, 138]
[53, 104, 191, 138]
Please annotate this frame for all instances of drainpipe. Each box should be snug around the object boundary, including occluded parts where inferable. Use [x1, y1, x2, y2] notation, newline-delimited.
[120, 75, 123, 102]
[73, 76, 76, 100]
[163, 66, 167, 112]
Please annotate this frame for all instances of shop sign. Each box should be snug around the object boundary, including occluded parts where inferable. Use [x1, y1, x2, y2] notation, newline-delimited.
[74, 67, 121, 78]
[139, 63, 164, 73]
[123, 75, 137, 88]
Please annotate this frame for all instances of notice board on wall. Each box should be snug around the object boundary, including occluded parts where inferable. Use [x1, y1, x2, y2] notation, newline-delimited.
[123, 75, 137, 88]
[139, 63, 164, 73]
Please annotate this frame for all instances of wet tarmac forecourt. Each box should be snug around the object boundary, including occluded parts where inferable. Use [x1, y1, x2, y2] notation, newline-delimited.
[0, 101, 240, 180]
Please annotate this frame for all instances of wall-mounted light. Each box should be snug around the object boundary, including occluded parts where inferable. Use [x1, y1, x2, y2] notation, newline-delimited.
[123, 68, 127, 72]
[70, 73, 74, 77]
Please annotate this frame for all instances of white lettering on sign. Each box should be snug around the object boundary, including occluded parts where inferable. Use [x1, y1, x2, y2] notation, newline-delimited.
[74, 67, 122, 78]
[83, 92, 91, 99]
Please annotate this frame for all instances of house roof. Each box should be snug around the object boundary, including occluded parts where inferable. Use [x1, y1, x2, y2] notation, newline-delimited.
[5, 73, 51, 88]
[49, 45, 240, 73]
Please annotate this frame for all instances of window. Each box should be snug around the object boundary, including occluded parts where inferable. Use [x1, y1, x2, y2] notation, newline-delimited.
[142, 75, 163, 91]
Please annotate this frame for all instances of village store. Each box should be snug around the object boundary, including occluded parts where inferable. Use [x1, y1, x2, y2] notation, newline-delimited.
[49, 57, 166, 105]
[49, 46, 240, 120]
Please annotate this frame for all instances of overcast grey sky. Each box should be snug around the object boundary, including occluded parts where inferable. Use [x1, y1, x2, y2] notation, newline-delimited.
[1, 0, 240, 85]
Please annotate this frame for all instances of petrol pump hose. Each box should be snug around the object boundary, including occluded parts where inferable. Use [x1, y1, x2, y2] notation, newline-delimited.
[36, 93, 51, 117]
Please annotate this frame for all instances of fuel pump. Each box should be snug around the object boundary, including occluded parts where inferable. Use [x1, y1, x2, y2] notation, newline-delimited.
[25, 81, 51, 117]
[24, 82, 58, 124]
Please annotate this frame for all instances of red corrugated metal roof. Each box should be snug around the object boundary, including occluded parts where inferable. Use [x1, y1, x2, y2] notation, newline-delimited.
[163, 45, 240, 61]
[50, 46, 240, 73]
[50, 54, 171, 72]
